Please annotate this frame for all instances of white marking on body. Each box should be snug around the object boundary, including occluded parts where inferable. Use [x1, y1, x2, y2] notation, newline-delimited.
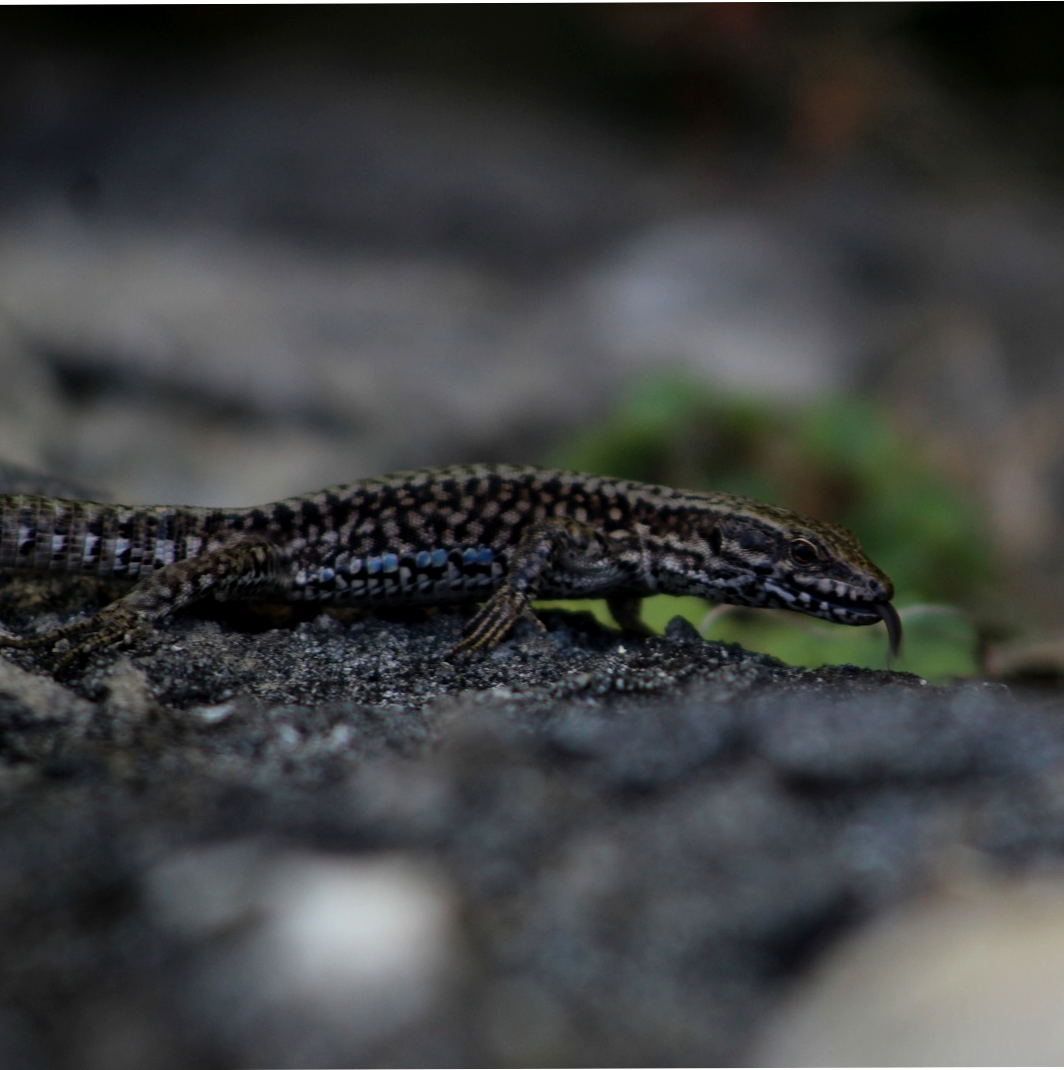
[153, 538, 177, 567]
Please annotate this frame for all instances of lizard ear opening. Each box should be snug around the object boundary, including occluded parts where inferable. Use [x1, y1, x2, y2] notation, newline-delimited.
[709, 525, 723, 557]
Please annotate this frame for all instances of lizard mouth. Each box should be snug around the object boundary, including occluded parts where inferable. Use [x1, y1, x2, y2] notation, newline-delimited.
[819, 596, 903, 657]
[740, 582, 899, 654]
[768, 581, 902, 657]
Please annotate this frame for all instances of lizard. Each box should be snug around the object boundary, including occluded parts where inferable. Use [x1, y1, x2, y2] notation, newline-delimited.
[0, 463, 901, 668]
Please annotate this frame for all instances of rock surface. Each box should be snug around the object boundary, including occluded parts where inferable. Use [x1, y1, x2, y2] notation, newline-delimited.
[2, 561, 1063, 1068]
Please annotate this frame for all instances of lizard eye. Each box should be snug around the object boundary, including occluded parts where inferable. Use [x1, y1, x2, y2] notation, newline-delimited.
[789, 538, 820, 566]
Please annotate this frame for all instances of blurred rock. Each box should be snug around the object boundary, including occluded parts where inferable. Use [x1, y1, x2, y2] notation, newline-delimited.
[752, 871, 1064, 1066]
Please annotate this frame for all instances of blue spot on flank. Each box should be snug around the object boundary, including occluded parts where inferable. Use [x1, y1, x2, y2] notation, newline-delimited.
[366, 557, 382, 574]
[416, 550, 432, 569]
[382, 553, 399, 572]
[462, 546, 494, 567]
[320, 567, 335, 583]
[349, 558, 363, 575]
[431, 548, 447, 568]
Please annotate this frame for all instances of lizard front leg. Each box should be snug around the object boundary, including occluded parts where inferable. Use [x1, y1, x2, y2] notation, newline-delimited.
[449, 518, 642, 658]
[1, 534, 288, 670]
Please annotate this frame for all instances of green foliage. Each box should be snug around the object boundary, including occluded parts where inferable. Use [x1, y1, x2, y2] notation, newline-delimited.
[546, 372, 991, 679]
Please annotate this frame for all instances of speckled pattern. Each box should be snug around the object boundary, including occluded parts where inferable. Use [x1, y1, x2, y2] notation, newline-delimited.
[0, 464, 899, 664]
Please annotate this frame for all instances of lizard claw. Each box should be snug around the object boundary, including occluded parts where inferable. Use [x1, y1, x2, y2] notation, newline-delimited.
[448, 590, 532, 659]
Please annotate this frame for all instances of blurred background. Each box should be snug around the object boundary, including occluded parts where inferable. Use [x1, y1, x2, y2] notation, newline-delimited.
[2, 4, 1063, 678]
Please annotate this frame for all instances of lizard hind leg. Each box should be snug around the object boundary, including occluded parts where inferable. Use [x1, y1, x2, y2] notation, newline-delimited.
[0, 596, 164, 673]
[1, 534, 288, 672]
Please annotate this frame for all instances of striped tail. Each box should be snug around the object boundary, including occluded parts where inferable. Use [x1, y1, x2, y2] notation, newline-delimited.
[0, 495, 209, 579]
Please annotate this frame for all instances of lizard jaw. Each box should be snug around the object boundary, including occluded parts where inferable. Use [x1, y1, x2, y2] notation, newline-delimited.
[761, 580, 903, 657]
[812, 595, 903, 657]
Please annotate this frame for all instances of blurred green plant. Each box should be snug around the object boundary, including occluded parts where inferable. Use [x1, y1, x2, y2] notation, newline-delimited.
[543, 372, 991, 680]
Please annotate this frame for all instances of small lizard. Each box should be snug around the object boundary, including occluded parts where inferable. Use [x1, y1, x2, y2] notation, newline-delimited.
[0, 464, 901, 667]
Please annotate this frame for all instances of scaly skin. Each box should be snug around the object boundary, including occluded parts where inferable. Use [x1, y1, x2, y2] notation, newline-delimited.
[0, 464, 901, 668]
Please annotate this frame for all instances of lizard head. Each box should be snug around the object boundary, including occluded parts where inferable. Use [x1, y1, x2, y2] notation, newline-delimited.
[694, 501, 901, 655]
